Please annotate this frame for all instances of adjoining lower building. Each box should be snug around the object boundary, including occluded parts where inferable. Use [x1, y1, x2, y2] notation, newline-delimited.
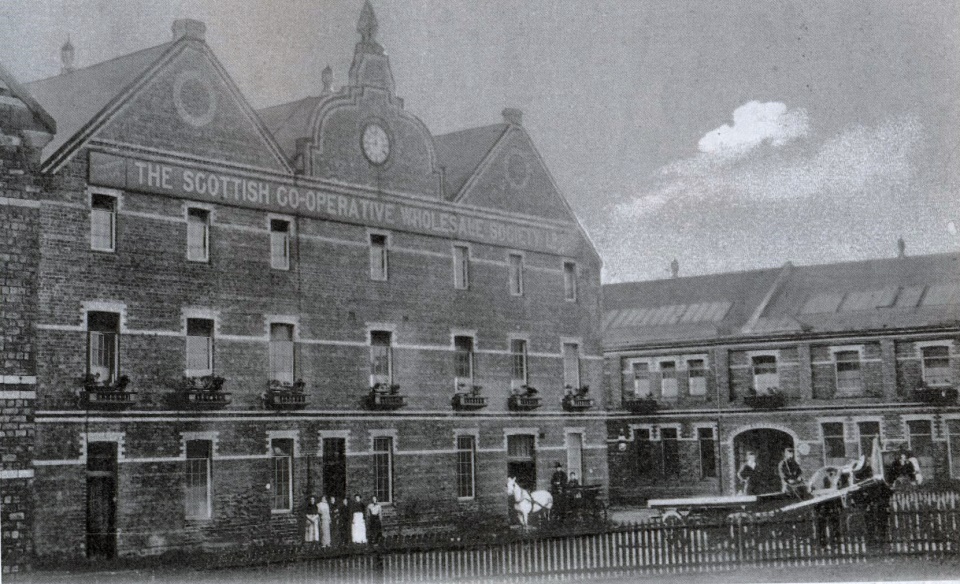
[603, 253, 960, 504]
[0, 3, 606, 567]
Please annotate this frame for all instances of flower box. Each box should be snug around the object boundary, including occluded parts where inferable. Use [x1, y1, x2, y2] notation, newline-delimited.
[508, 395, 541, 411]
[744, 391, 787, 410]
[265, 380, 308, 410]
[623, 397, 658, 415]
[452, 393, 487, 410]
[913, 386, 958, 405]
[562, 395, 594, 412]
[367, 392, 406, 410]
[178, 376, 231, 410]
[82, 374, 136, 409]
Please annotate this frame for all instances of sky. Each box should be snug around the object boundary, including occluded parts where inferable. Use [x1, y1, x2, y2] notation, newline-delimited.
[2, 0, 958, 282]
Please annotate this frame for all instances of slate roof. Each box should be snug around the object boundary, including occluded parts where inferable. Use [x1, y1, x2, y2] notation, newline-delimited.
[0, 62, 56, 135]
[256, 95, 325, 161]
[433, 124, 508, 200]
[25, 42, 173, 161]
[604, 252, 960, 348]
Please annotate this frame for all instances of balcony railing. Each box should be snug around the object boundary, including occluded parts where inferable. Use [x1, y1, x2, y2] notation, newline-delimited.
[452, 393, 487, 411]
[562, 395, 594, 412]
[82, 374, 136, 409]
[913, 386, 958, 406]
[178, 376, 231, 410]
[508, 394, 542, 411]
[367, 391, 406, 410]
[743, 391, 787, 410]
[623, 397, 658, 415]
[265, 380, 308, 410]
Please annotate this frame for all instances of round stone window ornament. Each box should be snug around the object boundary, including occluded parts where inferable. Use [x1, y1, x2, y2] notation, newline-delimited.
[505, 150, 530, 189]
[796, 442, 811, 456]
[173, 71, 217, 128]
[361, 123, 391, 165]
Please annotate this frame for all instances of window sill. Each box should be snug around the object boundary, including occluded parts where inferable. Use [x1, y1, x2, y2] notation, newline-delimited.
[186, 258, 210, 264]
[457, 496, 476, 502]
[185, 516, 213, 522]
[271, 508, 292, 515]
[90, 247, 116, 253]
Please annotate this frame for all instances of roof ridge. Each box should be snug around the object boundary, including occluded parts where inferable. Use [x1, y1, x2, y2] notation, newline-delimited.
[434, 122, 508, 140]
[26, 41, 173, 85]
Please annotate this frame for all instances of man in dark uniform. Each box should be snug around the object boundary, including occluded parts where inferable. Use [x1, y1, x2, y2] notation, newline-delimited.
[551, 462, 567, 521]
[777, 447, 808, 499]
[737, 451, 759, 495]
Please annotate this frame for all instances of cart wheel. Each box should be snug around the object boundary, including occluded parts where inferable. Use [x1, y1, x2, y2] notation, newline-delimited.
[661, 510, 685, 526]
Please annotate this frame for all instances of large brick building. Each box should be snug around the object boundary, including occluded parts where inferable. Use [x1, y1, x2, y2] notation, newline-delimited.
[0, 3, 605, 566]
[603, 253, 960, 504]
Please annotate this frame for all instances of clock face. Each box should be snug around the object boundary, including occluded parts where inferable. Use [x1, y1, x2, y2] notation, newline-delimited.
[362, 123, 390, 165]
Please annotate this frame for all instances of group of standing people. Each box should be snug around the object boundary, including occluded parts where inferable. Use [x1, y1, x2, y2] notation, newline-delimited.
[303, 494, 384, 547]
[549, 462, 582, 521]
[737, 447, 808, 498]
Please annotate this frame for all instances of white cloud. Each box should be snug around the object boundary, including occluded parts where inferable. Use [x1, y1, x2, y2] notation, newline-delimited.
[697, 101, 809, 157]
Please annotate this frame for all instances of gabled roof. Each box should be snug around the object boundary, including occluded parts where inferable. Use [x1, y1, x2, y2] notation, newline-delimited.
[604, 252, 960, 348]
[257, 95, 325, 161]
[25, 42, 173, 161]
[0, 62, 56, 135]
[434, 123, 508, 200]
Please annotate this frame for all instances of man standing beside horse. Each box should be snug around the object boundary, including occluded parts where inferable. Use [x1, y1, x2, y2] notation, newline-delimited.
[551, 462, 568, 522]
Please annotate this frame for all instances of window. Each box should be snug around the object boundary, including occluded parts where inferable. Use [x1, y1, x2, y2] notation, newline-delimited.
[563, 343, 581, 389]
[563, 261, 577, 301]
[697, 428, 717, 478]
[87, 312, 120, 383]
[565, 432, 584, 480]
[186, 208, 210, 262]
[907, 420, 933, 460]
[834, 350, 863, 395]
[508, 254, 523, 296]
[90, 194, 116, 251]
[270, 219, 290, 270]
[186, 318, 214, 376]
[269, 323, 295, 384]
[373, 436, 393, 503]
[822, 422, 846, 462]
[370, 331, 392, 387]
[456, 435, 476, 499]
[454, 336, 474, 386]
[921, 345, 952, 386]
[271, 439, 293, 512]
[751, 355, 779, 394]
[370, 233, 388, 281]
[687, 358, 707, 396]
[453, 245, 469, 290]
[661, 428, 679, 478]
[632, 362, 651, 397]
[659, 360, 678, 400]
[635, 428, 658, 479]
[185, 440, 212, 520]
[857, 421, 881, 458]
[510, 339, 528, 386]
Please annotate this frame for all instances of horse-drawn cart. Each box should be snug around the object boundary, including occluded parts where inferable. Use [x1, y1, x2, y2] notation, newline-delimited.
[561, 484, 608, 524]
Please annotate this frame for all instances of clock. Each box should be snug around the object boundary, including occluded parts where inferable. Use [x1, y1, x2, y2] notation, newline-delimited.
[361, 123, 390, 165]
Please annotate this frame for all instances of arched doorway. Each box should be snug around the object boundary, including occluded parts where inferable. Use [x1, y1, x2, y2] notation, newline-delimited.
[733, 428, 794, 494]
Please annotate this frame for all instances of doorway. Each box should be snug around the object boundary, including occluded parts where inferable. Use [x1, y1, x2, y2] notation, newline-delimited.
[86, 441, 118, 559]
[507, 434, 537, 491]
[322, 438, 347, 500]
[733, 428, 794, 494]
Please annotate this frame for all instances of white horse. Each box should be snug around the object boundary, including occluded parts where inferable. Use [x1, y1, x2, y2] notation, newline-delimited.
[506, 476, 553, 528]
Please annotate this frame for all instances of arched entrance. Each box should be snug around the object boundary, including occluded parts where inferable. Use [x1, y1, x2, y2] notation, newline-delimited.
[733, 428, 794, 494]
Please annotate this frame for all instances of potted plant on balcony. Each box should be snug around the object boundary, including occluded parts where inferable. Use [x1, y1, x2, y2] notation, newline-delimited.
[453, 383, 487, 410]
[264, 379, 308, 410]
[81, 373, 135, 409]
[562, 384, 594, 412]
[508, 384, 541, 411]
[177, 375, 230, 409]
[744, 388, 787, 409]
[623, 393, 659, 414]
[367, 382, 405, 410]
[913, 384, 958, 405]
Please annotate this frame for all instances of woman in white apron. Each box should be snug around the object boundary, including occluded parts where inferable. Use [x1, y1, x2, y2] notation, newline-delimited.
[350, 493, 367, 544]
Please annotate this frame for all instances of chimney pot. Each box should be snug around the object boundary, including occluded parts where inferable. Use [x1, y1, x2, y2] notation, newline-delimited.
[172, 19, 206, 41]
[502, 108, 523, 126]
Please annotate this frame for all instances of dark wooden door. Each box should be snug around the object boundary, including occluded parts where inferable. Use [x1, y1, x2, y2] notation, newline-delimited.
[322, 438, 347, 500]
[86, 441, 117, 559]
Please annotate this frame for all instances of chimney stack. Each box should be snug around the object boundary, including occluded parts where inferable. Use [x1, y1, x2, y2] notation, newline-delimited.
[60, 38, 75, 74]
[670, 258, 680, 278]
[897, 236, 906, 258]
[502, 108, 523, 126]
[172, 19, 206, 41]
[321, 65, 333, 94]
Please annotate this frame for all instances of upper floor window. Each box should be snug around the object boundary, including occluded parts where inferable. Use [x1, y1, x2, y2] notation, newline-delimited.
[751, 354, 779, 394]
[90, 194, 117, 252]
[87, 311, 120, 383]
[370, 233, 389, 281]
[857, 421, 881, 458]
[269, 219, 291, 270]
[687, 358, 707, 396]
[269, 323, 295, 384]
[562, 343, 581, 389]
[454, 335, 474, 386]
[822, 422, 846, 462]
[453, 245, 470, 290]
[563, 261, 578, 301]
[508, 254, 524, 296]
[834, 349, 863, 395]
[658, 360, 678, 400]
[510, 339, 528, 386]
[185, 318, 214, 376]
[370, 331, 392, 387]
[187, 208, 210, 262]
[632, 361, 651, 397]
[921, 345, 952, 387]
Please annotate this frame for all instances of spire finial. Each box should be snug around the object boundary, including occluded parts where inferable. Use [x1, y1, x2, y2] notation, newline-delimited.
[321, 65, 333, 93]
[61, 35, 75, 74]
[357, 1, 383, 54]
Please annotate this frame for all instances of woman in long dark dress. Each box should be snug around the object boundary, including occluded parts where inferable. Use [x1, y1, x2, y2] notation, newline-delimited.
[339, 497, 352, 546]
[329, 496, 341, 547]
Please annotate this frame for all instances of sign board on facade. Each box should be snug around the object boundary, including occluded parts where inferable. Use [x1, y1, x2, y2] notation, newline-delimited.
[88, 151, 579, 255]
